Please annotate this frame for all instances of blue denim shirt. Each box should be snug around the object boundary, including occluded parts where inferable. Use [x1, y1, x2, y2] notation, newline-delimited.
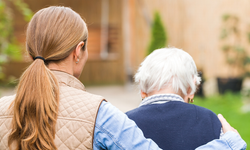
[93, 101, 247, 150]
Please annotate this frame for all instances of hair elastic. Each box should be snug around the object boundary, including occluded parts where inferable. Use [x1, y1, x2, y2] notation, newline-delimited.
[34, 56, 46, 62]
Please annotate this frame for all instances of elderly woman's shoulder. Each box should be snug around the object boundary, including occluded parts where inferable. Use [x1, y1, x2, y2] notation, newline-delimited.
[189, 103, 219, 119]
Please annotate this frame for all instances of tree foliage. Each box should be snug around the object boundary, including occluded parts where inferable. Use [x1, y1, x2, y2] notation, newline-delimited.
[147, 12, 167, 55]
[0, 0, 33, 80]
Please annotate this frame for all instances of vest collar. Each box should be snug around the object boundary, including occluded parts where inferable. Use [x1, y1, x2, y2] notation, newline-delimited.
[139, 94, 184, 107]
[51, 70, 86, 91]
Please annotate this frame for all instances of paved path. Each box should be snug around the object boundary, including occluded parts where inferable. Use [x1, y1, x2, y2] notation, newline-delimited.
[0, 84, 141, 112]
[86, 84, 141, 112]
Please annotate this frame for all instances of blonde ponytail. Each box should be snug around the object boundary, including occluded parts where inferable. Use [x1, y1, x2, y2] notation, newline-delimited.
[9, 59, 59, 150]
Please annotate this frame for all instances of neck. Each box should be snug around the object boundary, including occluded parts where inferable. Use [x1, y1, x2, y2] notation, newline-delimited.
[147, 88, 185, 99]
[47, 58, 74, 76]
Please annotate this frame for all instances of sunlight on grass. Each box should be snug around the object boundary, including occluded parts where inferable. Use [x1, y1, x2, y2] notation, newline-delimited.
[195, 93, 250, 149]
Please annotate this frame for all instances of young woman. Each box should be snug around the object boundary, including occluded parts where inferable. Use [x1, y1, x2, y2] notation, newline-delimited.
[0, 6, 246, 150]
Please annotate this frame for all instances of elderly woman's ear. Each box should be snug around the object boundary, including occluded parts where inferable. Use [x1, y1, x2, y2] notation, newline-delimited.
[140, 91, 148, 100]
[186, 94, 194, 103]
[183, 86, 195, 103]
[183, 78, 198, 103]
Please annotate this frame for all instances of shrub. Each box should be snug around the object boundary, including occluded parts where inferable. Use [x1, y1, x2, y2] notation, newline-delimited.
[147, 12, 167, 55]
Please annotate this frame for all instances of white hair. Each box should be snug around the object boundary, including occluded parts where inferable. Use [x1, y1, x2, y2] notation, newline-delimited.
[135, 47, 201, 95]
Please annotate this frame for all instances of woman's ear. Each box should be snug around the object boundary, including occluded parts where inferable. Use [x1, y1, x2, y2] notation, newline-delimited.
[183, 87, 195, 103]
[184, 93, 194, 103]
[189, 94, 194, 99]
[73, 41, 85, 61]
[140, 91, 148, 100]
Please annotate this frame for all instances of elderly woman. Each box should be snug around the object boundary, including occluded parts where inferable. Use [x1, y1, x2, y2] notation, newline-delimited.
[0, 6, 246, 150]
[127, 47, 223, 150]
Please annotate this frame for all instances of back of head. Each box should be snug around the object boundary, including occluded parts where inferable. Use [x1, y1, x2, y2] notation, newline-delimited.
[27, 6, 88, 60]
[8, 6, 88, 150]
[135, 48, 201, 95]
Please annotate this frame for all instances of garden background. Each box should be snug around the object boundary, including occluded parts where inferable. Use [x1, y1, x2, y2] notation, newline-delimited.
[0, 0, 250, 149]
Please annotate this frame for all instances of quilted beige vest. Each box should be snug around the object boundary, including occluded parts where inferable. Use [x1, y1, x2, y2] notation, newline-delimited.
[0, 70, 105, 150]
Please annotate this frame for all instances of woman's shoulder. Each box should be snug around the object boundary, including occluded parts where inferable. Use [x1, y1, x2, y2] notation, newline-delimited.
[173, 101, 214, 113]
[191, 103, 216, 114]
[59, 85, 105, 102]
[57, 86, 106, 120]
[172, 102, 219, 120]
[0, 94, 15, 101]
[0, 94, 15, 116]
[186, 103, 220, 122]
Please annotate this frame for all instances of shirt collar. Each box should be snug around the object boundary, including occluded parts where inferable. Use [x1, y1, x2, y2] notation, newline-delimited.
[139, 94, 184, 107]
[51, 70, 86, 91]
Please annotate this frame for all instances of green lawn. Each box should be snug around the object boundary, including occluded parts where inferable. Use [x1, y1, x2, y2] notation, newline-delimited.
[195, 93, 250, 149]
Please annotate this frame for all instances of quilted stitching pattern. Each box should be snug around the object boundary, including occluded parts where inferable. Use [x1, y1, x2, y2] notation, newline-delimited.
[55, 86, 103, 150]
[0, 95, 14, 150]
[0, 71, 104, 150]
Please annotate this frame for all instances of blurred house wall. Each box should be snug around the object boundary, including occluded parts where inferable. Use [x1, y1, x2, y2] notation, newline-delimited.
[129, 0, 250, 79]
[6, 0, 125, 85]
[5, 0, 250, 85]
